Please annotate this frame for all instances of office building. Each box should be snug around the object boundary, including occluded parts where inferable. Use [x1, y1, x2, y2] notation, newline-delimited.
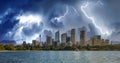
[88, 35, 109, 46]
[22, 41, 27, 46]
[67, 37, 72, 46]
[61, 33, 67, 46]
[80, 30, 86, 46]
[55, 31, 60, 42]
[71, 29, 76, 45]
[32, 40, 39, 46]
[46, 35, 52, 46]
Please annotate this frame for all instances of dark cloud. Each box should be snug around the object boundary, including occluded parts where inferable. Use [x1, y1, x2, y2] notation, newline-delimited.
[22, 23, 43, 36]
[43, 30, 52, 36]
[0, 0, 119, 43]
[49, 19, 64, 29]
[92, 0, 120, 27]
[0, 0, 28, 14]
[0, 10, 19, 40]
[0, 40, 16, 44]
[16, 0, 81, 14]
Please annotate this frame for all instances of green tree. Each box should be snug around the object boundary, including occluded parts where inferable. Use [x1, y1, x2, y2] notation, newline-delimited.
[4, 44, 15, 50]
[0, 44, 5, 50]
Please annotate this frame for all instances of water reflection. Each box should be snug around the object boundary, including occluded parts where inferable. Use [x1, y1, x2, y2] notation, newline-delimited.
[0, 51, 120, 63]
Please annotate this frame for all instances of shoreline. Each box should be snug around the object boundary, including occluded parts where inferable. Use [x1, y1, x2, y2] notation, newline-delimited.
[0, 50, 119, 52]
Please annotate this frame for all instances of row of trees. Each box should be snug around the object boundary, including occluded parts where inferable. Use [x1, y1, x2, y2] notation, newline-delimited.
[0, 44, 15, 50]
[0, 44, 120, 51]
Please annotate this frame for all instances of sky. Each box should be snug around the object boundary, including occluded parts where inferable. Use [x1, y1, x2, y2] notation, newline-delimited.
[0, 0, 120, 44]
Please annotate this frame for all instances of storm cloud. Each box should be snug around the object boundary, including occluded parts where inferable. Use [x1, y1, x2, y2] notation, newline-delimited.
[0, 0, 120, 43]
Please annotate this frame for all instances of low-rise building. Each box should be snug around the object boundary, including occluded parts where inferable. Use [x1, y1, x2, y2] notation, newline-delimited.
[32, 40, 39, 46]
[88, 35, 109, 46]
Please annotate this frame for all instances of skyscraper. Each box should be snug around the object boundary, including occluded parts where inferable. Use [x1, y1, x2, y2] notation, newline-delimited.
[55, 31, 60, 42]
[67, 37, 72, 46]
[22, 41, 27, 47]
[55, 31, 60, 46]
[80, 30, 86, 46]
[46, 35, 52, 46]
[61, 33, 67, 46]
[71, 29, 76, 45]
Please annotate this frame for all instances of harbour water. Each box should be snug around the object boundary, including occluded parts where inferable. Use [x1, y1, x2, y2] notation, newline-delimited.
[0, 51, 120, 63]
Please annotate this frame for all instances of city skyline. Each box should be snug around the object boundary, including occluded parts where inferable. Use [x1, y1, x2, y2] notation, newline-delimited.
[0, 0, 120, 63]
[24, 28, 110, 47]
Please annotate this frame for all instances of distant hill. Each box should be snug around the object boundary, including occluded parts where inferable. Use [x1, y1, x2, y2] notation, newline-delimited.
[0, 40, 16, 45]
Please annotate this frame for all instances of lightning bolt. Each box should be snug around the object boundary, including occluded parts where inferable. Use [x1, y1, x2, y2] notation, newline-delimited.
[81, 2, 111, 37]
[71, 6, 79, 16]
[52, 6, 69, 22]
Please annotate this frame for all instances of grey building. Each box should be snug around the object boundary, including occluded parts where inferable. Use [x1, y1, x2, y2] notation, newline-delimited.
[71, 29, 76, 45]
[46, 35, 52, 46]
[55, 31, 60, 42]
[61, 33, 67, 46]
[80, 30, 86, 46]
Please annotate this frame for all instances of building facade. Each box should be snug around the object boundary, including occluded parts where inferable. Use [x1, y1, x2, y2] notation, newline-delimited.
[71, 29, 76, 45]
[80, 30, 86, 46]
[46, 35, 52, 46]
[61, 33, 67, 46]
[55, 31, 60, 42]
[55, 31, 60, 46]
[32, 40, 39, 46]
[88, 35, 109, 46]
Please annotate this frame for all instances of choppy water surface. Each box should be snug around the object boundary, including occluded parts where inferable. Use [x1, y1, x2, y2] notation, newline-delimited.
[0, 51, 120, 63]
